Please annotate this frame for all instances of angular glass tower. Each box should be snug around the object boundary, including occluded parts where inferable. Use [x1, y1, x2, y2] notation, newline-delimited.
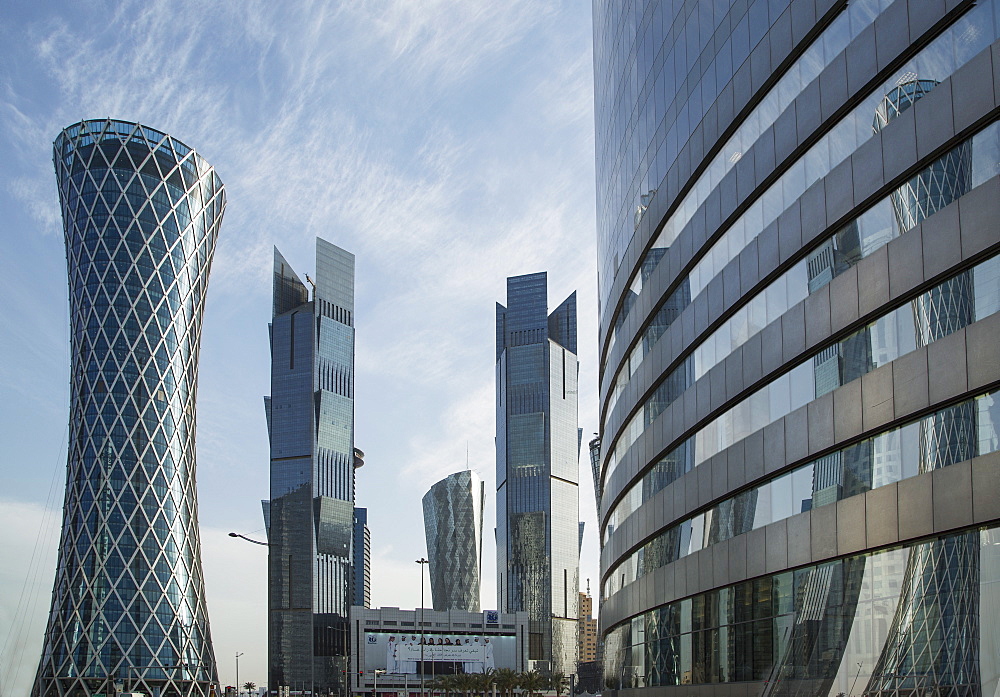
[592, 1, 1000, 696]
[35, 119, 225, 697]
[422, 470, 486, 612]
[265, 239, 356, 696]
[496, 273, 579, 675]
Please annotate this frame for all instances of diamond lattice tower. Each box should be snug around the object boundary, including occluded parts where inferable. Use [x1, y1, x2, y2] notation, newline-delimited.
[423, 471, 486, 612]
[34, 119, 225, 697]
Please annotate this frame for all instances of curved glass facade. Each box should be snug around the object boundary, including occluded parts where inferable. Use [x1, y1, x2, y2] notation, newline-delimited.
[603, 251, 1000, 534]
[604, 388, 1000, 599]
[602, 525, 1000, 693]
[35, 119, 225, 697]
[593, 0, 1000, 694]
[423, 470, 486, 612]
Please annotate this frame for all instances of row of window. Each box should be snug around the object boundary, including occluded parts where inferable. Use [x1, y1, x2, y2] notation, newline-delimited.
[603, 525, 999, 691]
[603, 388, 998, 599]
[599, 0, 893, 307]
[601, 0, 999, 378]
[602, 254, 1000, 544]
[601, 118, 1000, 497]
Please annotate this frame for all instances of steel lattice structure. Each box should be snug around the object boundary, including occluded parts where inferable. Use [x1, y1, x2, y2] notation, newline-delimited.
[34, 119, 225, 697]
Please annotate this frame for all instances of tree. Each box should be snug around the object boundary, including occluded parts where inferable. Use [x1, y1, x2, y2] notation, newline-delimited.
[477, 668, 497, 697]
[454, 673, 478, 697]
[430, 674, 456, 697]
[518, 671, 546, 697]
[243, 682, 257, 697]
[547, 672, 568, 697]
[493, 669, 519, 697]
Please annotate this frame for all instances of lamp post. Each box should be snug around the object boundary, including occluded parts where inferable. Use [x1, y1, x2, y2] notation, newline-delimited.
[229, 532, 268, 546]
[236, 652, 244, 697]
[228, 534, 269, 695]
[415, 558, 429, 697]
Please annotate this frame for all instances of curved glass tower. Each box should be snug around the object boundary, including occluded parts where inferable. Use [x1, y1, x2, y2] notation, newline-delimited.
[592, 1, 1000, 695]
[35, 119, 225, 697]
[423, 470, 486, 612]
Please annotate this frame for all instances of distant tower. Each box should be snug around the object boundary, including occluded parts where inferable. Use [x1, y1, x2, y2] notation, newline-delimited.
[35, 119, 225, 697]
[353, 507, 371, 608]
[264, 239, 357, 695]
[577, 587, 597, 664]
[496, 272, 580, 674]
[588, 435, 602, 520]
[422, 470, 485, 612]
[352, 449, 370, 608]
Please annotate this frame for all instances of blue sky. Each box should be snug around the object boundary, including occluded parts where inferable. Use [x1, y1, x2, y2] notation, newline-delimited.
[0, 0, 598, 691]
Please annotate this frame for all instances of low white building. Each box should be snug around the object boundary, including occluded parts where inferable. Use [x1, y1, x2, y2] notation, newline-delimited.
[350, 607, 530, 697]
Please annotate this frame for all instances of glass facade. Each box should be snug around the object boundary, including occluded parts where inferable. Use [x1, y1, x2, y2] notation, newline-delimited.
[35, 119, 225, 697]
[602, 526, 1000, 693]
[604, 389, 1000, 599]
[265, 240, 357, 696]
[496, 273, 580, 675]
[422, 470, 486, 612]
[353, 506, 371, 609]
[593, 0, 1000, 695]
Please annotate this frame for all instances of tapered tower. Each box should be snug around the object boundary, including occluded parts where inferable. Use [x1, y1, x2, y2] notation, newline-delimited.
[34, 119, 224, 697]
[423, 470, 486, 612]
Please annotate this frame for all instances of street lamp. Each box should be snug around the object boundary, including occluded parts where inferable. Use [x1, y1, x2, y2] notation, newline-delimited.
[415, 558, 429, 697]
[229, 532, 269, 546]
[227, 534, 266, 696]
[236, 652, 244, 697]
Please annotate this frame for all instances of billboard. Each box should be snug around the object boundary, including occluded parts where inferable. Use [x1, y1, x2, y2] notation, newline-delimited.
[364, 633, 515, 675]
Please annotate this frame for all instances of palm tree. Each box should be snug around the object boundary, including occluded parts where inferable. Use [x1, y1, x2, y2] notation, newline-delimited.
[430, 674, 456, 697]
[243, 682, 256, 697]
[548, 672, 568, 697]
[518, 671, 546, 697]
[493, 668, 519, 697]
[477, 668, 497, 697]
[455, 673, 478, 697]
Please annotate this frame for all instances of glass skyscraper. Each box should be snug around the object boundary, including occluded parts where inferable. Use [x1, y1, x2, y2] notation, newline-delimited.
[592, 1, 1000, 695]
[353, 504, 371, 609]
[422, 470, 486, 612]
[495, 272, 580, 676]
[35, 119, 225, 697]
[265, 239, 357, 695]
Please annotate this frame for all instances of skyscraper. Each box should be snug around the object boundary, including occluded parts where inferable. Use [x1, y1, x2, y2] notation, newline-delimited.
[496, 272, 580, 675]
[35, 119, 225, 697]
[577, 589, 597, 665]
[351, 449, 370, 609]
[265, 239, 356, 695]
[592, 1, 1000, 695]
[422, 470, 486, 612]
[353, 506, 371, 609]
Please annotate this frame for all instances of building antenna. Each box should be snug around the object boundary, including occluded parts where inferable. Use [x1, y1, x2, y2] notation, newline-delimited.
[466, 442, 470, 471]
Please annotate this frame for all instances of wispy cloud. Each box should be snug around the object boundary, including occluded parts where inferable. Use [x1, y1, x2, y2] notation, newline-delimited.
[0, 0, 600, 674]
